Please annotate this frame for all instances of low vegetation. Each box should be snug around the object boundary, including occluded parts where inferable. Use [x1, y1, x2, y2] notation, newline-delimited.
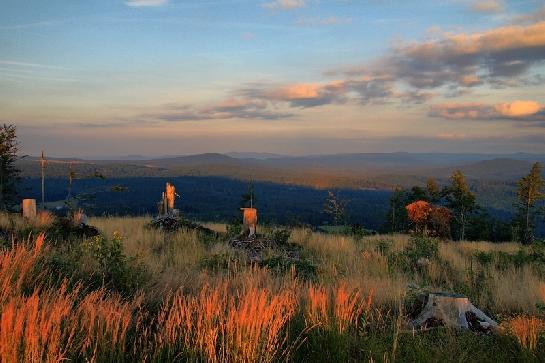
[1, 214, 545, 362]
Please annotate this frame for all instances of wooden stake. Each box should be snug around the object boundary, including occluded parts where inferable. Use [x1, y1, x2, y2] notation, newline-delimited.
[40, 150, 47, 209]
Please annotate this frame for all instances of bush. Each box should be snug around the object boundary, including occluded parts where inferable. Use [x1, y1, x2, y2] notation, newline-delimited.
[388, 236, 438, 274]
[46, 232, 147, 296]
[260, 255, 317, 280]
[226, 220, 242, 237]
[80, 232, 147, 294]
[267, 228, 291, 245]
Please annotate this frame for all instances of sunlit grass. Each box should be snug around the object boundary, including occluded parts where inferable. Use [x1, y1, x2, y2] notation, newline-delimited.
[1, 214, 545, 360]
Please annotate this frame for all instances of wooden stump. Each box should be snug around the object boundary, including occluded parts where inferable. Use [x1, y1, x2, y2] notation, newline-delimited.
[166, 183, 176, 211]
[157, 183, 179, 216]
[22, 199, 37, 220]
[411, 292, 498, 331]
[241, 208, 257, 237]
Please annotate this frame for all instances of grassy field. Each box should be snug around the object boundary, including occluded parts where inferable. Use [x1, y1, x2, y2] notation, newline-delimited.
[1, 213, 545, 362]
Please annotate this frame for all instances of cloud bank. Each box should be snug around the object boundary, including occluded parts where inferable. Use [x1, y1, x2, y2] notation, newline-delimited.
[428, 100, 545, 122]
[470, 0, 503, 14]
[263, 0, 305, 10]
[126, 0, 168, 7]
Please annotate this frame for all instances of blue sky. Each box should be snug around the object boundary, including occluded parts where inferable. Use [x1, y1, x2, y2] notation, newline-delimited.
[1, 0, 545, 157]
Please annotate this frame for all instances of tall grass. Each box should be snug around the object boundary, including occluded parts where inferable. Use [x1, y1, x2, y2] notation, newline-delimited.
[2, 216, 545, 361]
[502, 316, 545, 351]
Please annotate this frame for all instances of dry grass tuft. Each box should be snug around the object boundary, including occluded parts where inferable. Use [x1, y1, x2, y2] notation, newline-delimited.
[156, 281, 296, 362]
[502, 315, 545, 351]
[305, 284, 373, 333]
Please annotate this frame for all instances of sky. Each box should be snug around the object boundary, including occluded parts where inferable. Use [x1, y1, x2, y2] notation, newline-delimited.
[1, 0, 545, 157]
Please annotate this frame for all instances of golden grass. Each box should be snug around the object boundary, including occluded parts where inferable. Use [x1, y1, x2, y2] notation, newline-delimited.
[155, 278, 298, 362]
[3, 215, 545, 361]
[502, 316, 545, 351]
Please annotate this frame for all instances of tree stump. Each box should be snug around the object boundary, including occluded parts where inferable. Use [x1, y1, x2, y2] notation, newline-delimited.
[241, 207, 257, 237]
[157, 183, 180, 216]
[21, 199, 37, 220]
[410, 292, 498, 332]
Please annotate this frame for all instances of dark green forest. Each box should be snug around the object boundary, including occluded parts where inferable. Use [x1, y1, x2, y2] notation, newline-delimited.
[19, 174, 539, 239]
[19, 176, 392, 228]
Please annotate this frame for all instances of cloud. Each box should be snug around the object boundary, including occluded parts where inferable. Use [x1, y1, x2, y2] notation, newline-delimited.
[428, 100, 545, 122]
[494, 100, 542, 117]
[134, 8, 545, 122]
[512, 5, 545, 25]
[237, 78, 431, 109]
[126, 0, 168, 7]
[470, 0, 503, 14]
[332, 20, 545, 92]
[143, 98, 294, 122]
[295, 16, 352, 27]
[241, 32, 255, 41]
[263, 0, 305, 10]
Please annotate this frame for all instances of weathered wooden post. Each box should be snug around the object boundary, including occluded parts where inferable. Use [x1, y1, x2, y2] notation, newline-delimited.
[241, 207, 257, 237]
[22, 199, 37, 220]
[40, 151, 47, 209]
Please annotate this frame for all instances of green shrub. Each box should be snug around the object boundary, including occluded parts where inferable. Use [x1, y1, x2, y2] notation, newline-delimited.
[80, 232, 147, 294]
[267, 228, 291, 245]
[226, 220, 242, 237]
[388, 236, 438, 274]
[260, 255, 317, 280]
[199, 252, 241, 272]
[375, 238, 393, 255]
[475, 251, 494, 266]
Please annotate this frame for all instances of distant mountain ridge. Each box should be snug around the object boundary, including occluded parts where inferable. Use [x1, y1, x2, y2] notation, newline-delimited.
[18, 152, 545, 190]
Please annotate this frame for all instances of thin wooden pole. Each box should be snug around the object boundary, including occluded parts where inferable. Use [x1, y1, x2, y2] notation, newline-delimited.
[40, 150, 46, 209]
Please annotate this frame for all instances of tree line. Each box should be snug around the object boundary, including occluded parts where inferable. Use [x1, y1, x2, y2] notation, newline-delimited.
[385, 165, 544, 243]
[2, 124, 544, 242]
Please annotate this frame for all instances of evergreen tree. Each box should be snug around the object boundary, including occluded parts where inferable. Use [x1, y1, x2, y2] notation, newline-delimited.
[323, 191, 348, 225]
[445, 170, 476, 240]
[0, 124, 20, 211]
[240, 180, 256, 208]
[407, 186, 428, 203]
[514, 162, 545, 244]
[387, 187, 406, 232]
[426, 177, 441, 203]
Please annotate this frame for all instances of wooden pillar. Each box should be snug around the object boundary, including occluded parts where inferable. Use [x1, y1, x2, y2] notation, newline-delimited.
[22, 199, 37, 220]
[241, 207, 257, 237]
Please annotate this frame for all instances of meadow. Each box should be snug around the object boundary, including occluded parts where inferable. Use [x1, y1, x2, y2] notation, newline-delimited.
[1, 213, 545, 362]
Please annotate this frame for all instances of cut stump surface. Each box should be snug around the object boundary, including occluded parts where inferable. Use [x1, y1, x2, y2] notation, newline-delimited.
[411, 292, 498, 332]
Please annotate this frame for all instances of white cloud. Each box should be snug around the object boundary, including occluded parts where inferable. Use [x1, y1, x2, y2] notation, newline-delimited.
[470, 0, 503, 14]
[263, 0, 305, 10]
[126, 0, 168, 7]
[295, 16, 352, 27]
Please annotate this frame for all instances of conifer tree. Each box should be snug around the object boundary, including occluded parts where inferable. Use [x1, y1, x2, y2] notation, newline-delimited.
[0, 124, 20, 211]
[514, 162, 545, 244]
[323, 191, 347, 226]
[445, 170, 476, 240]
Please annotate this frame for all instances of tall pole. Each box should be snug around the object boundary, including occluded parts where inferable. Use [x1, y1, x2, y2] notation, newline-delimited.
[68, 162, 73, 199]
[40, 150, 46, 209]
